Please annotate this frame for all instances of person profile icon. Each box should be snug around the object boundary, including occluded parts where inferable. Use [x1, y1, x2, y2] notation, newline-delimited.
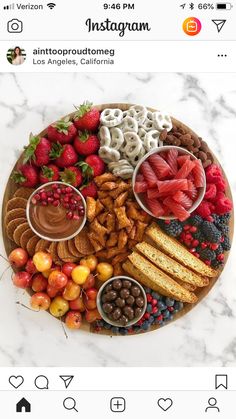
[7, 46, 26, 65]
[205, 397, 220, 413]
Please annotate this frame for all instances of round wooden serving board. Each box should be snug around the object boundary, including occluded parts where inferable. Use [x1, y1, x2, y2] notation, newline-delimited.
[1, 104, 234, 336]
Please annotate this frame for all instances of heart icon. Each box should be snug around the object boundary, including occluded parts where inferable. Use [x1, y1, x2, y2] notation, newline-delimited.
[157, 398, 173, 411]
[9, 375, 24, 389]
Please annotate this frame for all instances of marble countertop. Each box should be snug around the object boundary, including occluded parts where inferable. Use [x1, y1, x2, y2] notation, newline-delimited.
[0, 72, 235, 367]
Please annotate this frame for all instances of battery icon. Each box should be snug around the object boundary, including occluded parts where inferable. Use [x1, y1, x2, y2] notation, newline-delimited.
[216, 3, 233, 9]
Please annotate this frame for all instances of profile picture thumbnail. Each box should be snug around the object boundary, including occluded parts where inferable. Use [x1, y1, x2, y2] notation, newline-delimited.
[7, 46, 26, 65]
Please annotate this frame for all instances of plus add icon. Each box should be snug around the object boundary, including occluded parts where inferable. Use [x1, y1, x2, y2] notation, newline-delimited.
[110, 397, 126, 413]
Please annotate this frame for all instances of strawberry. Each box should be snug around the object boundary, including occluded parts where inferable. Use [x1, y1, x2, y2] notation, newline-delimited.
[85, 155, 105, 177]
[39, 164, 60, 184]
[47, 118, 77, 144]
[12, 164, 39, 188]
[74, 132, 100, 156]
[24, 135, 52, 167]
[80, 181, 97, 199]
[73, 102, 100, 132]
[60, 166, 83, 187]
[50, 143, 78, 168]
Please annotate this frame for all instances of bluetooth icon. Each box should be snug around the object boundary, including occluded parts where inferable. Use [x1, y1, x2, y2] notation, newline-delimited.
[189, 2, 194, 9]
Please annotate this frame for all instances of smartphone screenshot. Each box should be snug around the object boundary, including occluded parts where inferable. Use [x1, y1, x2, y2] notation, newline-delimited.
[0, 0, 235, 417]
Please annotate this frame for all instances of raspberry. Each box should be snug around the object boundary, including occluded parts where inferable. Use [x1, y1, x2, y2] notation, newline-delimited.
[215, 196, 233, 215]
[195, 201, 214, 219]
[205, 164, 222, 184]
[204, 183, 217, 200]
[215, 178, 226, 193]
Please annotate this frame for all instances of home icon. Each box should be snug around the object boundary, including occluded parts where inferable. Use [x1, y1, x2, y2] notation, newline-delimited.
[16, 398, 31, 413]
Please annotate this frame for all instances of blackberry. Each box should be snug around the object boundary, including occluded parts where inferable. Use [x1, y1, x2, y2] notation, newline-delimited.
[211, 259, 222, 269]
[189, 215, 203, 226]
[222, 236, 231, 251]
[158, 220, 183, 237]
[212, 214, 220, 225]
[219, 213, 231, 225]
[193, 231, 205, 243]
[215, 244, 223, 255]
[201, 221, 221, 243]
[218, 225, 229, 235]
[199, 248, 216, 261]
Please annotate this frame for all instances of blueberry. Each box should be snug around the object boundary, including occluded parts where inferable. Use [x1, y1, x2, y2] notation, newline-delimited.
[158, 301, 167, 311]
[104, 322, 111, 329]
[133, 326, 140, 333]
[165, 297, 175, 307]
[141, 321, 150, 331]
[174, 301, 184, 311]
[144, 287, 151, 293]
[152, 292, 161, 300]
[149, 316, 155, 324]
[163, 309, 170, 319]
[119, 328, 128, 335]
[111, 326, 119, 334]
[96, 320, 104, 327]
[147, 303, 153, 313]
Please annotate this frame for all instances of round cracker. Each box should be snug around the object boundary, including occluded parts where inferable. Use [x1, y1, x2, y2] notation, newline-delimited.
[26, 235, 40, 257]
[35, 239, 51, 253]
[14, 187, 34, 199]
[74, 227, 94, 255]
[48, 242, 60, 263]
[6, 217, 27, 241]
[57, 241, 78, 261]
[5, 208, 26, 225]
[6, 197, 27, 212]
[20, 228, 35, 250]
[68, 239, 83, 258]
[13, 222, 30, 246]
[61, 256, 79, 263]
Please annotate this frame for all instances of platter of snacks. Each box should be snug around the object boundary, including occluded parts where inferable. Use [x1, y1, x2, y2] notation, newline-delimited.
[2, 102, 233, 335]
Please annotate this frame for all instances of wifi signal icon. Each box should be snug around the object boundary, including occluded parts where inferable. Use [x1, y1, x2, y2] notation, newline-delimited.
[47, 3, 56, 9]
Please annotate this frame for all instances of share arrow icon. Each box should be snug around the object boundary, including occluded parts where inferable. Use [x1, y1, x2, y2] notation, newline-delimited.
[212, 19, 226, 33]
[59, 375, 74, 389]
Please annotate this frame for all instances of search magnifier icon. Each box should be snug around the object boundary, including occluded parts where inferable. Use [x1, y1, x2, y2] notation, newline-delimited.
[63, 397, 78, 412]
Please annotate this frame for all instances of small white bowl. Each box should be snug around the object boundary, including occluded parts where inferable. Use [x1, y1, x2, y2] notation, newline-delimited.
[96, 276, 147, 328]
[132, 146, 206, 220]
[26, 181, 87, 242]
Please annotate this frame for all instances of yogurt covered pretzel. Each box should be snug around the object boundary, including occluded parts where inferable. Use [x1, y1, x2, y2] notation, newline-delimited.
[99, 126, 111, 147]
[110, 127, 125, 150]
[99, 105, 172, 178]
[152, 111, 173, 132]
[108, 160, 134, 179]
[118, 116, 138, 133]
[99, 146, 120, 163]
[100, 108, 123, 128]
[143, 130, 160, 151]
[126, 105, 147, 126]
[140, 111, 155, 131]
